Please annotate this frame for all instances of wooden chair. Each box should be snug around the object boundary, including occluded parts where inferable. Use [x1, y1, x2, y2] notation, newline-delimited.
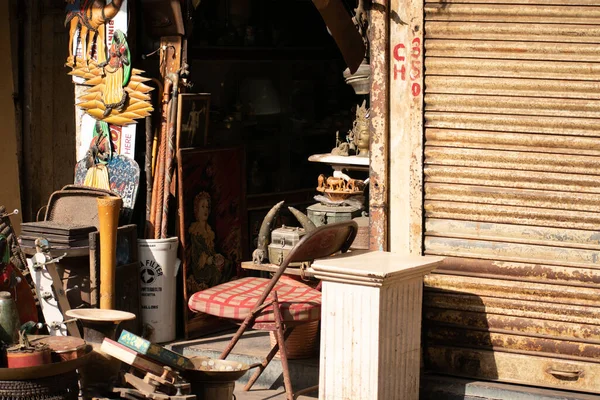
[187, 220, 358, 399]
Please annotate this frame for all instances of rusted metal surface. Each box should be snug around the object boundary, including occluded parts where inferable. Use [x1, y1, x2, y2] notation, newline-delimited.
[424, 201, 600, 230]
[426, 113, 600, 135]
[425, 4, 600, 24]
[425, 23, 600, 42]
[425, 129, 600, 156]
[425, 40, 600, 62]
[425, 165, 600, 192]
[424, 291, 600, 326]
[425, 274, 600, 306]
[422, 0, 600, 390]
[426, 327, 600, 361]
[426, 94, 600, 118]
[427, 0, 598, 4]
[368, 0, 389, 252]
[425, 237, 600, 268]
[426, 185, 600, 213]
[432, 257, 600, 287]
[425, 346, 600, 394]
[425, 308, 600, 341]
[426, 58, 600, 81]
[426, 148, 600, 175]
[425, 77, 600, 99]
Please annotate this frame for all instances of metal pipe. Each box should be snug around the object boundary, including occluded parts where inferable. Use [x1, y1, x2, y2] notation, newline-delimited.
[368, 0, 390, 251]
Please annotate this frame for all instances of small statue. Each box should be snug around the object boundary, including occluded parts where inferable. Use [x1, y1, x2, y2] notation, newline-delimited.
[317, 174, 326, 190]
[331, 131, 350, 156]
[98, 30, 130, 117]
[350, 100, 369, 157]
[347, 178, 366, 192]
[76, 30, 153, 126]
[326, 176, 346, 191]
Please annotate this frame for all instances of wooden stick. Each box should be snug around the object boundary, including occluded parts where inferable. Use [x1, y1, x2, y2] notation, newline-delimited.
[145, 116, 153, 236]
[160, 73, 180, 238]
[149, 80, 172, 239]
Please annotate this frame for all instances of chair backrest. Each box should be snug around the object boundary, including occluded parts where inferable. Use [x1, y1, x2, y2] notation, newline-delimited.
[253, 221, 358, 309]
[285, 220, 358, 265]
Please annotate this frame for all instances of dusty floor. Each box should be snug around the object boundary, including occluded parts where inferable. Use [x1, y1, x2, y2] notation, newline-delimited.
[233, 383, 317, 399]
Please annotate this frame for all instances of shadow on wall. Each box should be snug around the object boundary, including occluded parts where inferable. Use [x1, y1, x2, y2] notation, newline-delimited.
[420, 287, 498, 400]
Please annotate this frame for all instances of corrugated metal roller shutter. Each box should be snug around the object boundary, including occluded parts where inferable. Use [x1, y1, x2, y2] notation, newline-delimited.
[422, 0, 600, 393]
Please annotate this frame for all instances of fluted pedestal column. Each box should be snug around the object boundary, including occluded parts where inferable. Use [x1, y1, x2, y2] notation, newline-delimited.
[312, 251, 443, 400]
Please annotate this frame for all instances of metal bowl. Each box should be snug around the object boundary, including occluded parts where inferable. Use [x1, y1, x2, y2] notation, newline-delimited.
[183, 356, 250, 383]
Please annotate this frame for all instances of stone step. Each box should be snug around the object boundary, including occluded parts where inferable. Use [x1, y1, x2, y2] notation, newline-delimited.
[421, 374, 600, 400]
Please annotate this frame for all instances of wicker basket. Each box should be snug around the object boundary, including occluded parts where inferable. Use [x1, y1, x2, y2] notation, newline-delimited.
[269, 321, 320, 359]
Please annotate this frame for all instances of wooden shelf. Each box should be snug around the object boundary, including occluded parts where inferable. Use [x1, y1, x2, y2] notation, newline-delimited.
[308, 153, 369, 172]
[241, 261, 316, 278]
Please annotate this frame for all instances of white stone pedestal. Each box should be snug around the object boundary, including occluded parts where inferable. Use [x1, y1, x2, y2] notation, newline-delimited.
[312, 251, 443, 400]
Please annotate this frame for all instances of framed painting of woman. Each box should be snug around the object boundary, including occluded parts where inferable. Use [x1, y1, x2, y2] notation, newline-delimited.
[177, 147, 247, 338]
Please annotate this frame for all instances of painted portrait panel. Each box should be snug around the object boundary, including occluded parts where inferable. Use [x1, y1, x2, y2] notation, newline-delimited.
[177, 147, 246, 338]
[177, 93, 211, 149]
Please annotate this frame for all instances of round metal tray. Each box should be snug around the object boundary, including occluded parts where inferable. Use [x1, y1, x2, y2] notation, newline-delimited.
[0, 344, 93, 380]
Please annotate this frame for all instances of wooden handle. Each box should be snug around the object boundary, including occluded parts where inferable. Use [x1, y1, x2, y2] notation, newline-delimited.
[547, 368, 582, 379]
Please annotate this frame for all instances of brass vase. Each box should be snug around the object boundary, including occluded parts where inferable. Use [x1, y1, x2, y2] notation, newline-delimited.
[96, 196, 122, 310]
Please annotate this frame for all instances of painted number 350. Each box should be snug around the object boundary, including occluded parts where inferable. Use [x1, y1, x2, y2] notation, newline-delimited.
[392, 38, 422, 97]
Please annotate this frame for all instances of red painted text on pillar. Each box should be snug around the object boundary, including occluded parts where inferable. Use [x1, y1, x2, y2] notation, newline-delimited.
[410, 38, 422, 97]
[392, 43, 406, 81]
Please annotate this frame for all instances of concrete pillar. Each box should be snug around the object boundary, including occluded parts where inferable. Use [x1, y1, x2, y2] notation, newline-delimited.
[312, 251, 443, 400]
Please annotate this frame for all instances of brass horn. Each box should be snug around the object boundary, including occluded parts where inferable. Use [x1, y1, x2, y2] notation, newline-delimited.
[288, 207, 316, 233]
[252, 201, 284, 264]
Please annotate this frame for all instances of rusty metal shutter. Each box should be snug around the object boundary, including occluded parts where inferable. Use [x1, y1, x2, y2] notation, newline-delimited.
[422, 0, 600, 392]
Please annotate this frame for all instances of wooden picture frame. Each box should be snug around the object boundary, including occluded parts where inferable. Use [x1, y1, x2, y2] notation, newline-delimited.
[176, 93, 211, 149]
[177, 147, 247, 338]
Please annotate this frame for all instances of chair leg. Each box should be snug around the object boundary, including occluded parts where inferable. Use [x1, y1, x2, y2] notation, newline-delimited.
[293, 385, 319, 399]
[219, 314, 253, 359]
[244, 327, 295, 391]
[272, 292, 294, 400]
[219, 300, 275, 360]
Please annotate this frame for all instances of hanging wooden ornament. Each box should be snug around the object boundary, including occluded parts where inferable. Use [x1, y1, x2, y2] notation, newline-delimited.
[65, 0, 125, 67]
[73, 30, 154, 126]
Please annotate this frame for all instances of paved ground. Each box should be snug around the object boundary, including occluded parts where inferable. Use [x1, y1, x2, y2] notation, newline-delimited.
[233, 383, 317, 399]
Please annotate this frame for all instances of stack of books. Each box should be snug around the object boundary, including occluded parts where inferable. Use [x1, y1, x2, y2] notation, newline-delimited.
[100, 329, 194, 375]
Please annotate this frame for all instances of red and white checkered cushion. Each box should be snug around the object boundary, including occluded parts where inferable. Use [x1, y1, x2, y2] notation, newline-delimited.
[188, 276, 321, 323]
